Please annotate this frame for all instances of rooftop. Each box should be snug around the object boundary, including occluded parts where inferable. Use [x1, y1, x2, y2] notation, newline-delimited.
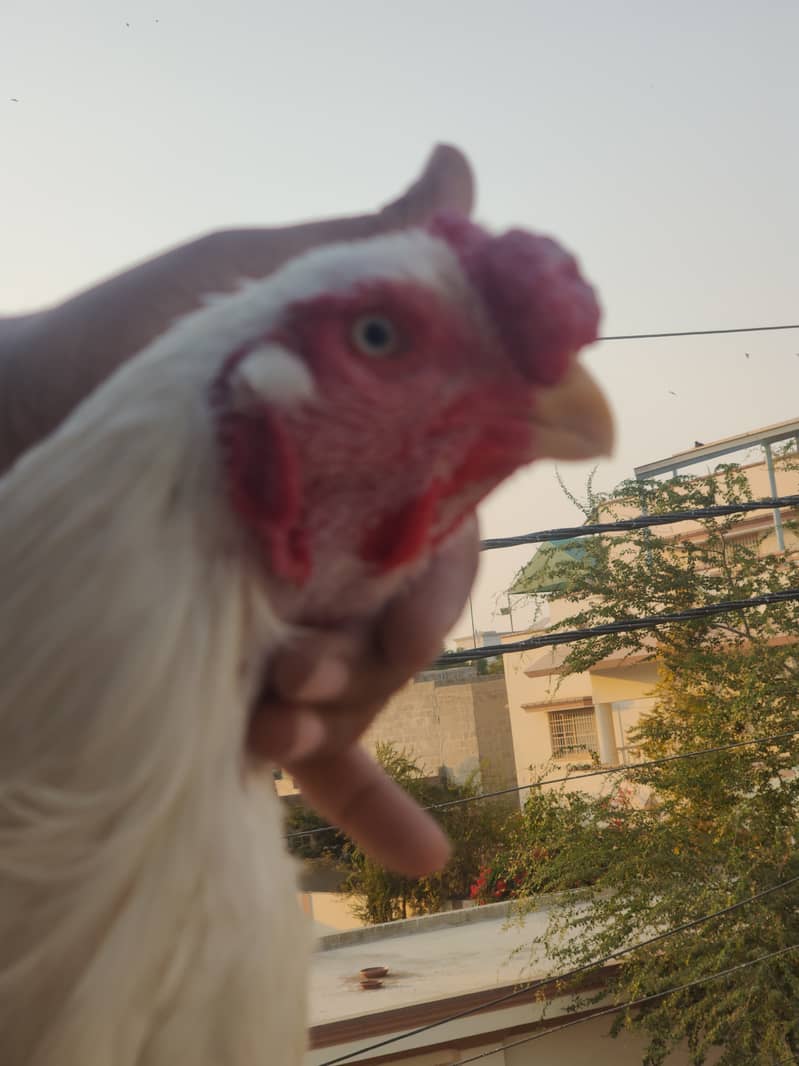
[306, 897, 600, 1064]
[509, 537, 593, 595]
[309, 902, 546, 1028]
[633, 416, 799, 479]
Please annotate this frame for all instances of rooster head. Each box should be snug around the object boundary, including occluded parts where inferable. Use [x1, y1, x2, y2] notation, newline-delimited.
[210, 212, 613, 621]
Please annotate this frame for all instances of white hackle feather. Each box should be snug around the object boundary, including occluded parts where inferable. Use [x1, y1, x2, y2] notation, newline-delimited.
[0, 227, 468, 1065]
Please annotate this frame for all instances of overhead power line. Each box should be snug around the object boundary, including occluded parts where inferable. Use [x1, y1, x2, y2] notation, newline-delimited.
[480, 495, 799, 551]
[598, 323, 799, 342]
[420, 726, 799, 813]
[435, 588, 799, 666]
[287, 726, 799, 841]
[317, 874, 799, 1065]
[310, 479, 799, 1063]
[456, 943, 799, 1065]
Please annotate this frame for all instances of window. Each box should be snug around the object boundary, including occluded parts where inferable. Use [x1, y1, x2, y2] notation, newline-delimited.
[725, 530, 763, 555]
[548, 707, 599, 757]
[611, 697, 656, 765]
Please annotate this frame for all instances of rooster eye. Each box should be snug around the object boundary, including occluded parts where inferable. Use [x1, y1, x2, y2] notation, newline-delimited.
[351, 315, 399, 357]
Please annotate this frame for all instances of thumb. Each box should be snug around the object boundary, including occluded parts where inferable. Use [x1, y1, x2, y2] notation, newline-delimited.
[149, 144, 474, 283]
[0, 144, 476, 472]
[252, 142, 475, 252]
[376, 143, 476, 231]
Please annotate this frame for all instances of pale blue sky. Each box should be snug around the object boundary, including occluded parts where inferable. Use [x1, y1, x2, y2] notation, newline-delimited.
[3, 0, 798, 635]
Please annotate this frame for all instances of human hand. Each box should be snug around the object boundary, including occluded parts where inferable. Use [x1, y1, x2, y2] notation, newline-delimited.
[255, 516, 479, 876]
[0, 145, 478, 876]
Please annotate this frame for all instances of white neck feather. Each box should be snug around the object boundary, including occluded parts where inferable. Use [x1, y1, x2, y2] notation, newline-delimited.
[0, 343, 308, 1065]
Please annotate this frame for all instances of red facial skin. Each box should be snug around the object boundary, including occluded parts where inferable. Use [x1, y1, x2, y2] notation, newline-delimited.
[214, 214, 600, 611]
[216, 283, 537, 594]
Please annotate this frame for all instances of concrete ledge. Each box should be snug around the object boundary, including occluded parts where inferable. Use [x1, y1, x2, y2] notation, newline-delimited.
[314, 893, 566, 952]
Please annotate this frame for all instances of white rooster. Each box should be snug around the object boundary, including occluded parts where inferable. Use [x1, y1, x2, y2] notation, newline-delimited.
[0, 210, 612, 1065]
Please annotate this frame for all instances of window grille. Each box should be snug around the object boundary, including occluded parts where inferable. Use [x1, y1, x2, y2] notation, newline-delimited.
[548, 707, 599, 756]
[726, 530, 763, 554]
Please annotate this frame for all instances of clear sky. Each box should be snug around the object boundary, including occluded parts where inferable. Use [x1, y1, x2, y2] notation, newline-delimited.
[3, 0, 798, 637]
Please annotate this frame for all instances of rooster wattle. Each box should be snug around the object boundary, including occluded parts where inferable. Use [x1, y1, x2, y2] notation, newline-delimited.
[0, 212, 612, 1065]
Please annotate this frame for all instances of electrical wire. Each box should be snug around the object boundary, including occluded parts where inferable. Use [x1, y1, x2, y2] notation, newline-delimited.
[316, 874, 799, 1065]
[419, 725, 799, 813]
[480, 495, 799, 551]
[310, 459, 799, 1061]
[597, 323, 799, 341]
[435, 588, 799, 666]
[287, 726, 799, 841]
[289, 503, 799, 839]
[454, 943, 799, 1065]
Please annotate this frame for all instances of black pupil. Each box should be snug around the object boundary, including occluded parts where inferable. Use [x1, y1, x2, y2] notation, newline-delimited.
[363, 320, 391, 348]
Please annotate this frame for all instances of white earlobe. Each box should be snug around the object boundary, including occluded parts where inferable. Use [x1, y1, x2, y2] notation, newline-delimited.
[230, 344, 316, 408]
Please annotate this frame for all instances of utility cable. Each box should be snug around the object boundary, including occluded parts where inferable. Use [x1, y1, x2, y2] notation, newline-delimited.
[287, 726, 799, 841]
[317, 875, 799, 1065]
[480, 495, 799, 551]
[455, 944, 799, 1064]
[435, 588, 799, 666]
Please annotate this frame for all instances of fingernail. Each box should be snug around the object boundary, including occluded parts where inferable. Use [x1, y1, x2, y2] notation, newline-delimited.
[381, 144, 474, 229]
[293, 657, 350, 703]
[401, 145, 442, 198]
[419, 143, 446, 179]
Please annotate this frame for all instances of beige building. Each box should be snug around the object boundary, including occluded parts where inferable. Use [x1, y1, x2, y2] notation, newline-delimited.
[279, 665, 518, 801]
[502, 421, 799, 799]
[289, 667, 519, 933]
[362, 668, 517, 794]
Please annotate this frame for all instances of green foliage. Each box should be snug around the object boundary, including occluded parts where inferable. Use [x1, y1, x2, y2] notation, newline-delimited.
[509, 459, 799, 1064]
[343, 742, 516, 924]
[477, 655, 505, 676]
[470, 777, 639, 904]
[284, 798, 348, 864]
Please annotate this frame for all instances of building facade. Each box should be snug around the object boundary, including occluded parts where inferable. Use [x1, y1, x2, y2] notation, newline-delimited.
[501, 424, 799, 798]
[362, 669, 518, 794]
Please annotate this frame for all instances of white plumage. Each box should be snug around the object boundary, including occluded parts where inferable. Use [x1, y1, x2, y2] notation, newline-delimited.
[0, 229, 480, 1065]
[0, 220, 609, 1064]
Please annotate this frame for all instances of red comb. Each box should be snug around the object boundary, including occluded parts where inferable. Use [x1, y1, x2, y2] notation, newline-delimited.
[428, 211, 600, 386]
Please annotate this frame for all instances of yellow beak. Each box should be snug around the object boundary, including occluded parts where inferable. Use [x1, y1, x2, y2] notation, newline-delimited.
[531, 360, 615, 462]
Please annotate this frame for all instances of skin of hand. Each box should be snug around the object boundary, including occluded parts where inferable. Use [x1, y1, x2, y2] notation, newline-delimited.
[0, 145, 479, 876]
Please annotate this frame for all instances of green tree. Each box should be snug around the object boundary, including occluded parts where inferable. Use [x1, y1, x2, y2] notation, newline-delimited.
[344, 742, 516, 924]
[284, 797, 348, 864]
[470, 776, 632, 903]
[511, 460, 799, 1064]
